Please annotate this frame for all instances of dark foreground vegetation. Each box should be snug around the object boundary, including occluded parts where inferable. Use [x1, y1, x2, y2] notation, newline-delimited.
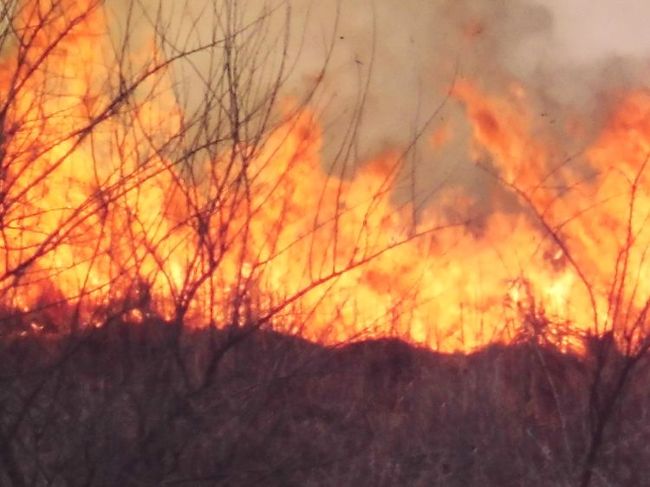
[1, 317, 649, 487]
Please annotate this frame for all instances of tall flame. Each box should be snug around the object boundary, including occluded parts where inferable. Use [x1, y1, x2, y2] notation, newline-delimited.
[2, 1, 649, 353]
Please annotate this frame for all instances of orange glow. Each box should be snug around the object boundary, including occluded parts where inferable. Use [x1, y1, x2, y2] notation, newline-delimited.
[2, 1, 649, 354]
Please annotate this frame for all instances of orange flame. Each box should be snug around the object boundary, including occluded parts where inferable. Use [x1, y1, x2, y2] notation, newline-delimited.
[2, 1, 649, 353]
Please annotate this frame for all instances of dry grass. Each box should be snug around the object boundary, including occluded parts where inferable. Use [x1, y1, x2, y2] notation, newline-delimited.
[1, 318, 648, 486]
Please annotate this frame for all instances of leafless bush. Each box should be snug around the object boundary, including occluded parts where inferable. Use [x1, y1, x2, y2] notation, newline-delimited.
[0, 0, 456, 484]
[1, 2, 650, 486]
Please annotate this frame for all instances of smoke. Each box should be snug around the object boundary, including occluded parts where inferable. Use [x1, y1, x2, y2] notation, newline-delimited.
[268, 0, 650, 214]
[109, 0, 650, 211]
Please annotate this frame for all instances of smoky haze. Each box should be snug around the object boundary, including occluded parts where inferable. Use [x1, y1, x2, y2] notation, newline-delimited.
[109, 0, 650, 213]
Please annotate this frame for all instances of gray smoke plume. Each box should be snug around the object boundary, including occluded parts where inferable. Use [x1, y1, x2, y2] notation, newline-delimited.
[109, 0, 650, 212]
[276, 0, 650, 211]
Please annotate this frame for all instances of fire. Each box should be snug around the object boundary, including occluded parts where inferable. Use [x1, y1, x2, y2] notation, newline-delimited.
[1, 1, 649, 354]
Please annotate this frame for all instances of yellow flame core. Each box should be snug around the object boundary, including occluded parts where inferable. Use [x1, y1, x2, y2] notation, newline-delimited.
[1, 1, 649, 353]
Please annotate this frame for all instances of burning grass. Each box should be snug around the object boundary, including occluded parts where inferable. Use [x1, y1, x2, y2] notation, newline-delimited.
[2, 1, 650, 484]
